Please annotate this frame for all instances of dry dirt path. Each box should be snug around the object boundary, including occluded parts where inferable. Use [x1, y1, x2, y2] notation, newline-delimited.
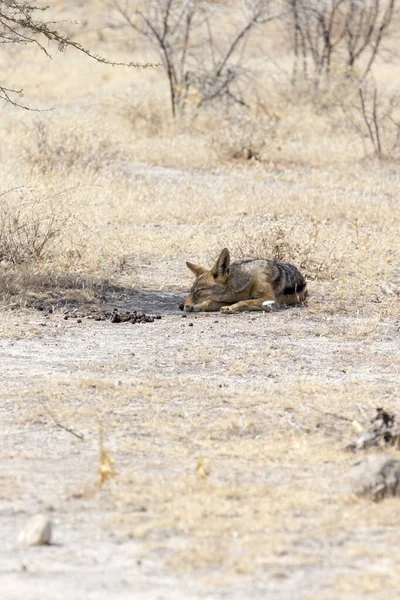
[0, 298, 399, 599]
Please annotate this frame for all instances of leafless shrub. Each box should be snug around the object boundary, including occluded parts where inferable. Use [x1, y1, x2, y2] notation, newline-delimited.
[340, 83, 400, 159]
[229, 217, 339, 280]
[110, 0, 276, 116]
[0, 189, 70, 265]
[287, 0, 396, 87]
[0, 187, 126, 306]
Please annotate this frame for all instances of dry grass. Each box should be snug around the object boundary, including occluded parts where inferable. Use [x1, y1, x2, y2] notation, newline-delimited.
[0, 1, 400, 598]
[5, 358, 399, 591]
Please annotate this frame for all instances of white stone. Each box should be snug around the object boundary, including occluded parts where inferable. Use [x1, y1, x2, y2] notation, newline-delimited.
[349, 454, 400, 501]
[17, 514, 52, 546]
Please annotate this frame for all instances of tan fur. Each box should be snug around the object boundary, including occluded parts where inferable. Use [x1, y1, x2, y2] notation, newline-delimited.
[182, 248, 308, 313]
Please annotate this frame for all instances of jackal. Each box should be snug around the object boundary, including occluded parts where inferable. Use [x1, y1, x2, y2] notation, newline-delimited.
[181, 248, 307, 313]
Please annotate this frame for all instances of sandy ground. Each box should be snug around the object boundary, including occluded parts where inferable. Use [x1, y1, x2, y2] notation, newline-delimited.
[1, 286, 399, 599]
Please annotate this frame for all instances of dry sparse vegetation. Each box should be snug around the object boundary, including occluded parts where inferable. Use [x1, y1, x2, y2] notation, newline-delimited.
[287, 0, 396, 85]
[0, 188, 68, 265]
[110, 0, 275, 116]
[0, 1, 399, 599]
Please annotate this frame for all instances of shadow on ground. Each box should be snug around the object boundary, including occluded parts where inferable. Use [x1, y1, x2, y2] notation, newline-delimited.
[102, 288, 183, 316]
[13, 286, 184, 317]
[2, 266, 185, 316]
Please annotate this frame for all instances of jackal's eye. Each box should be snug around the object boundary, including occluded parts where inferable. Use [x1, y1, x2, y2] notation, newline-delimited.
[192, 286, 210, 302]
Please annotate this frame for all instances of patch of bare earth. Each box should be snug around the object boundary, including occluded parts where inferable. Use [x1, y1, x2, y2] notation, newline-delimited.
[1, 282, 399, 599]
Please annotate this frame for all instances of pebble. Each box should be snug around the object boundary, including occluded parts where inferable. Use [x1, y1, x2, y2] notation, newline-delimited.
[17, 515, 52, 546]
[350, 454, 400, 501]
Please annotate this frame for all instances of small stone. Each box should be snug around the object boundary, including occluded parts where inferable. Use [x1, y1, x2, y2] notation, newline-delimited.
[17, 514, 52, 546]
[349, 454, 400, 501]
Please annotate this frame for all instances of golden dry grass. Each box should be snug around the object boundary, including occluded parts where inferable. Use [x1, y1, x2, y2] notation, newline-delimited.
[0, 1, 399, 598]
[0, 2, 398, 303]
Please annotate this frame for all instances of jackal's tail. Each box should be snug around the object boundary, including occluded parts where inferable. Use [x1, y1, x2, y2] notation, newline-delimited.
[273, 261, 307, 297]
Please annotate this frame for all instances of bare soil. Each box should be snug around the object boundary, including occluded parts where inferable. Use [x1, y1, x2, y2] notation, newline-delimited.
[1, 286, 399, 600]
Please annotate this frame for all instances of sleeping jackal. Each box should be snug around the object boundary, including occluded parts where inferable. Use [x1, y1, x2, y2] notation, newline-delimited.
[181, 248, 307, 313]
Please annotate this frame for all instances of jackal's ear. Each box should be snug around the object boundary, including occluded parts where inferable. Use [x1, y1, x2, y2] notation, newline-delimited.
[186, 261, 207, 276]
[212, 248, 230, 277]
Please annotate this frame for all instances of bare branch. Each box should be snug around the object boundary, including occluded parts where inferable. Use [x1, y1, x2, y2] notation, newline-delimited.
[40, 401, 85, 441]
[372, 87, 382, 157]
[287, 0, 396, 86]
[0, 1, 157, 109]
[109, 0, 275, 116]
[215, 8, 264, 78]
[358, 87, 378, 154]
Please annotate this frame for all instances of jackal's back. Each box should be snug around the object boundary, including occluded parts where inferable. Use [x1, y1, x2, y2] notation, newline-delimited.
[231, 258, 306, 297]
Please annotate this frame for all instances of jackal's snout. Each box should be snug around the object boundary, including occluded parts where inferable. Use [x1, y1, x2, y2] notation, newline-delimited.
[179, 302, 194, 312]
[183, 299, 195, 312]
[181, 294, 195, 312]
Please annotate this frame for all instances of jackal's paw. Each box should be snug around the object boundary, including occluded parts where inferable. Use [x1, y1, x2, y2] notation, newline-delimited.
[261, 300, 277, 312]
[220, 305, 235, 313]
